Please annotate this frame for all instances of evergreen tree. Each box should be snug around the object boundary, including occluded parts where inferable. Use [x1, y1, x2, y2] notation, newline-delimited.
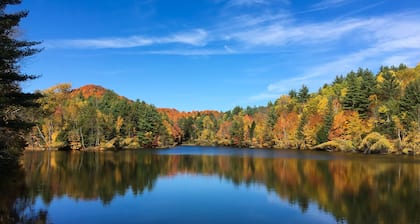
[372, 71, 401, 138]
[248, 121, 256, 140]
[332, 75, 344, 85]
[231, 106, 242, 116]
[359, 68, 376, 117]
[178, 117, 194, 143]
[343, 72, 361, 109]
[316, 98, 334, 144]
[267, 107, 277, 129]
[136, 101, 164, 148]
[343, 70, 373, 117]
[297, 85, 309, 103]
[288, 89, 297, 99]
[230, 115, 244, 146]
[378, 70, 401, 102]
[296, 112, 308, 142]
[400, 78, 420, 130]
[0, 0, 41, 166]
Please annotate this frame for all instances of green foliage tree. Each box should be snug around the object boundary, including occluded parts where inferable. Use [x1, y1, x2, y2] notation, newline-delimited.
[248, 121, 256, 140]
[136, 101, 165, 148]
[375, 70, 402, 138]
[316, 98, 334, 144]
[400, 78, 420, 131]
[0, 0, 41, 166]
[296, 112, 308, 142]
[378, 70, 401, 102]
[297, 85, 310, 103]
[230, 115, 244, 146]
[178, 117, 194, 143]
[342, 69, 375, 118]
[288, 89, 297, 99]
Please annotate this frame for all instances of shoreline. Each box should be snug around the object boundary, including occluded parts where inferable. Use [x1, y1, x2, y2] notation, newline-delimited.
[24, 143, 419, 156]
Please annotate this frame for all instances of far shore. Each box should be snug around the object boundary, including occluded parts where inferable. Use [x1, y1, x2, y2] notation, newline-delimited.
[24, 144, 419, 156]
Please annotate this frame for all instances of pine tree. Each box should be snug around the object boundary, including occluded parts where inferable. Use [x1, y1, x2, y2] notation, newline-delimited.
[296, 112, 308, 142]
[316, 98, 334, 144]
[297, 85, 309, 103]
[343, 70, 373, 117]
[343, 72, 361, 110]
[400, 78, 420, 130]
[288, 89, 297, 99]
[136, 101, 165, 148]
[248, 121, 256, 140]
[378, 70, 401, 102]
[359, 68, 376, 116]
[0, 0, 41, 166]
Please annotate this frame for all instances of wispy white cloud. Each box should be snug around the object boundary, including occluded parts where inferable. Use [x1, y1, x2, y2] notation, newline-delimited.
[142, 48, 236, 56]
[47, 29, 208, 49]
[228, 0, 269, 7]
[167, 29, 208, 46]
[229, 18, 371, 46]
[311, 0, 349, 10]
[46, 8, 420, 64]
[223, 45, 235, 53]
[337, 1, 385, 19]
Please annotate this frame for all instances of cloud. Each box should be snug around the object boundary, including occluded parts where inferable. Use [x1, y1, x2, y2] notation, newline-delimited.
[143, 48, 235, 56]
[310, 0, 349, 11]
[45, 8, 420, 62]
[223, 45, 235, 53]
[248, 12, 420, 101]
[166, 29, 208, 46]
[228, 0, 269, 6]
[47, 29, 208, 49]
[229, 17, 372, 46]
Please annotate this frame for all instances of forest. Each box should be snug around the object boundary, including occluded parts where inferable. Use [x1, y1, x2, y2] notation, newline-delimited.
[26, 63, 420, 155]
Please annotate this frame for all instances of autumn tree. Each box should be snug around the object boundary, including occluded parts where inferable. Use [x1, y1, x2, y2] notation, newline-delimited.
[0, 0, 41, 166]
[230, 115, 244, 146]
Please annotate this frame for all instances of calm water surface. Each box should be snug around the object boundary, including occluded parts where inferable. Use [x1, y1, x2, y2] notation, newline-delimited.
[1, 146, 419, 223]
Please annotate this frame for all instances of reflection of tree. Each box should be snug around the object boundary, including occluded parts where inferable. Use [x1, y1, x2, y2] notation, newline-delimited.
[0, 169, 48, 223]
[22, 151, 420, 224]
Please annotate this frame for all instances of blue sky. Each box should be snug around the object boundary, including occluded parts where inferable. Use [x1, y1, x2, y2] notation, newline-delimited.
[14, 0, 420, 111]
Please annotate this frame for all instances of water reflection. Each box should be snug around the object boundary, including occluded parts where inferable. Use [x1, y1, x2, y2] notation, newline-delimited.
[0, 168, 48, 223]
[11, 148, 420, 223]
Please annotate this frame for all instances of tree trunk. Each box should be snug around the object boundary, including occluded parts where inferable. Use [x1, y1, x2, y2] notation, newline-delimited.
[80, 127, 85, 149]
[36, 125, 49, 150]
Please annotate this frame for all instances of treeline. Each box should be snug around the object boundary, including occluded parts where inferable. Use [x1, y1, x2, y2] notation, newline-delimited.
[165, 63, 420, 154]
[29, 63, 420, 154]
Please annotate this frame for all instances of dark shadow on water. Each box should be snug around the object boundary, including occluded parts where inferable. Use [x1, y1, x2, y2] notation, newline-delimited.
[0, 167, 49, 223]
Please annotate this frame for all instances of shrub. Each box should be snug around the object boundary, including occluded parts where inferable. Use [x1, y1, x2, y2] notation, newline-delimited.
[360, 132, 392, 153]
[313, 140, 354, 152]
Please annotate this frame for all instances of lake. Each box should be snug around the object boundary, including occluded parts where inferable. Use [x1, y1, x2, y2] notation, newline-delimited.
[1, 146, 419, 223]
